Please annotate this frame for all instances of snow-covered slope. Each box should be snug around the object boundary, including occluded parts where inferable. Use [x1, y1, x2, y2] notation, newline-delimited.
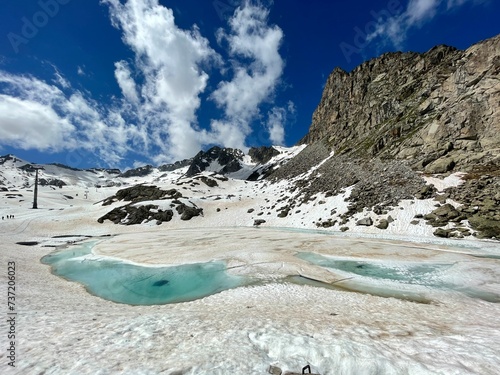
[0, 145, 488, 245]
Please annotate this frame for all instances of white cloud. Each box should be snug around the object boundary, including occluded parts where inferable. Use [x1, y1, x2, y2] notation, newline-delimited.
[0, 71, 134, 165]
[210, 2, 285, 148]
[267, 107, 286, 145]
[114, 61, 139, 104]
[53, 71, 70, 89]
[406, 0, 439, 25]
[0, 95, 75, 151]
[266, 101, 296, 146]
[102, 0, 219, 162]
[367, 0, 484, 47]
[0, 1, 291, 167]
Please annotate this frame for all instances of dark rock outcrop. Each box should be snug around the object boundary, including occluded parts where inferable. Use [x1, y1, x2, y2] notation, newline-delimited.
[444, 174, 500, 239]
[0, 154, 16, 165]
[175, 203, 203, 221]
[248, 146, 280, 164]
[376, 219, 389, 229]
[98, 204, 174, 225]
[101, 185, 182, 206]
[185, 146, 244, 177]
[39, 178, 66, 187]
[49, 163, 82, 171]
[98, 184, 202, 225]
[119, 165, 154, 178]
[87, 168, 121, 175]
[357, 217, 373, 226]
[158, 158, 192, 172]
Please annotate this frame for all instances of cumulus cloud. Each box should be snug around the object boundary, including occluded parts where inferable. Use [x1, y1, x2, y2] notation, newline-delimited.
[0, 95, 75, 151]
[210, 2, 285, 149]
[0, 1, 291, 166]
[0, 71, 134, 165]
[368, 0, 483, 47]
[102, 0, 219, 162]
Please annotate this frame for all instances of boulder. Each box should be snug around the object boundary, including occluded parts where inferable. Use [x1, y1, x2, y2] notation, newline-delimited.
[249, 146, 280, 164]
[425, 157, 456, 174]
[376, 219, 389, 229]
[357, 217, 373, 226]
[468, 215, 500, 239]
[434, 228, 452, 238]
[176, 204, 203, 221]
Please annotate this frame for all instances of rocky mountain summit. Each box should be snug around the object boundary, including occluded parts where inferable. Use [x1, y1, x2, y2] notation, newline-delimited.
[300, 34, 500, 173]
[270, 33, 500, 239]
[185, 147, 245, 177]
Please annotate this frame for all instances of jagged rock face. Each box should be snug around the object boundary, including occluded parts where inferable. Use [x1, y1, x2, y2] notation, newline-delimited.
[158, 158, 192, 172]
[301, 34, 500, 172]
[38, 178, 66, 187]
[87, 168, 122, 175]
[248, 146, 280, 164]
[0, 155, 17, 165]
[185, 146, 244, 177]
[119, 165, 154, 178]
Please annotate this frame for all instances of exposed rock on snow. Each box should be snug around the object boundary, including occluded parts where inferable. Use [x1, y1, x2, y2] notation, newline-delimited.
[248, 146, 280, 164]
[186, 146, 245, 177]
[356, 217, 373, 226]
[101, 185, 182, 206]
[119, 165, 154, 178]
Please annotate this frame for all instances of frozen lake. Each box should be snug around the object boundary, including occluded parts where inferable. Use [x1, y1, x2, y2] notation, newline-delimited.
[5, 227, 500, 374]
[42, 229, 500, 306]
[42, 241, 249, 305]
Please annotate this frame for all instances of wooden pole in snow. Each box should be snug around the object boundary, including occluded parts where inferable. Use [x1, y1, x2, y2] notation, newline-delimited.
[33, 167, 41, 209]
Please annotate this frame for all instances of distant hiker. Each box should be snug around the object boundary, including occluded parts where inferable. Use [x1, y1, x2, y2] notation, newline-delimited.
[1, 216, 3, 220]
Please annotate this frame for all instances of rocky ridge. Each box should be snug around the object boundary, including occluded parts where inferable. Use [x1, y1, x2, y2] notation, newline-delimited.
[300, 35, 500, 173]
[185, 147, 245, 177]
[276, 34, 500, 239]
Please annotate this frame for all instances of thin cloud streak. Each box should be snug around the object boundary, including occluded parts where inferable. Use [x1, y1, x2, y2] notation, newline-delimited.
[367, 0, 483, 48]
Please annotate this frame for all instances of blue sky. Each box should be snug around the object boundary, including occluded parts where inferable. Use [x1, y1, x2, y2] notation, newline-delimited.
[0, 0, 499, 169]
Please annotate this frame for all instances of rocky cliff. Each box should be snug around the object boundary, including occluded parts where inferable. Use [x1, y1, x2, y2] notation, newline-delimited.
[301, 34, 500, 173]
[269, 34, 500, 239]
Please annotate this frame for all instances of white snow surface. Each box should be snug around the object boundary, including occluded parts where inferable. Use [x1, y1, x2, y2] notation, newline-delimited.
[1, 150, 500, 374]
[422, 172, 466, 192]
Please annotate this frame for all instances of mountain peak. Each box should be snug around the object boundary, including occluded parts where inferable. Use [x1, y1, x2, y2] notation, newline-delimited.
[301, 33, 500, 174]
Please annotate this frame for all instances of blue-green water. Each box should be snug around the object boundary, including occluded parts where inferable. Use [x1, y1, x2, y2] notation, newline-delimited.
[296, 252, 452, 287]
[296, 252, 500, 303]
[42, 241, 249, 305]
